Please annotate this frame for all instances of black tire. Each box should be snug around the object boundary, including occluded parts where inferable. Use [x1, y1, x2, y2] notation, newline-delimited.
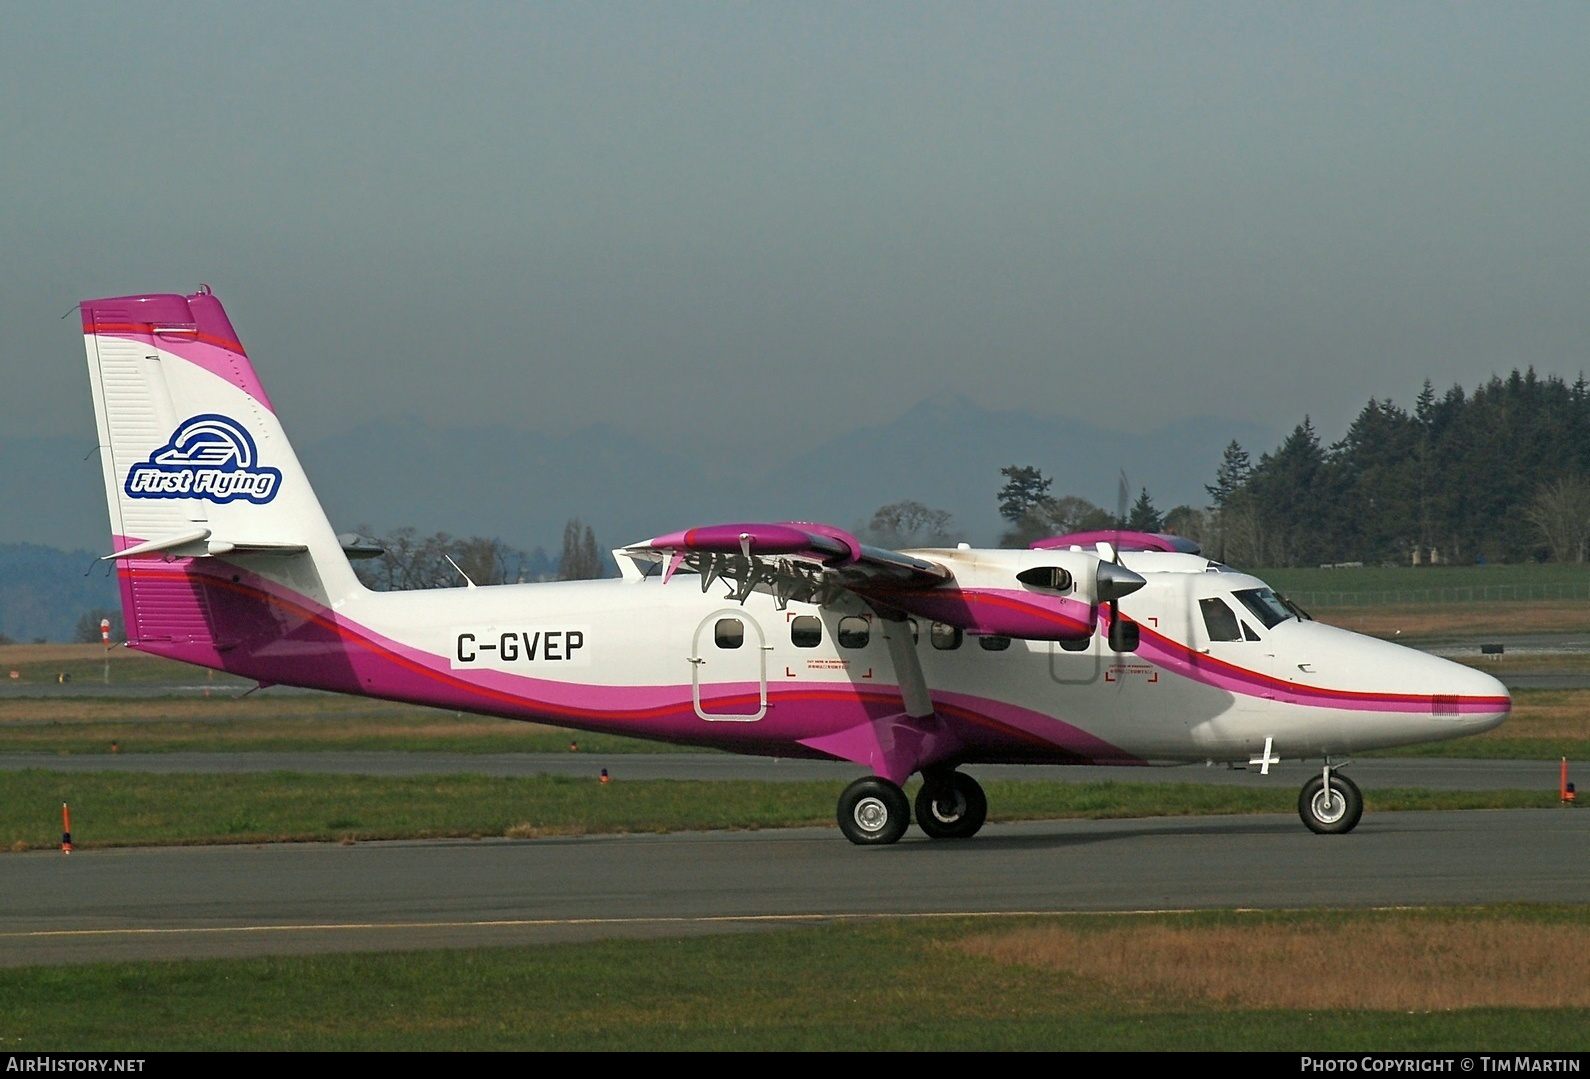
[837, 777, 911, 845]
[1299, 773, 1363, 834]
[914, 772, 989, 839]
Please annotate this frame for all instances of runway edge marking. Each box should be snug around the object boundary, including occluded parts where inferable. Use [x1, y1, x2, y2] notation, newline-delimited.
[3, 906, 1449, 940]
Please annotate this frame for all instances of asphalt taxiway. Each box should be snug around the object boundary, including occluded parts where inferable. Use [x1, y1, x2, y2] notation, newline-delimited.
[2, 809, 1581, 967]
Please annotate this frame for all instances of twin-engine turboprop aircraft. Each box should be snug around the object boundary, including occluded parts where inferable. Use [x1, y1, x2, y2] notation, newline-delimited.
[79, 290, 1511, 844]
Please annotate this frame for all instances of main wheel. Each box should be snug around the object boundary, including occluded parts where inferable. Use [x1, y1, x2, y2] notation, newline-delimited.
[837, 777, 911, 845]
[1299, 773, 1363, 834]
[914, 772, 988, 839]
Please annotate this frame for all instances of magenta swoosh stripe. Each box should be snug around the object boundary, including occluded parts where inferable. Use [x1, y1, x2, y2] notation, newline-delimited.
[91, 331, 275, 412]
[1128, 621, 1506, 714]
[115, 562, 1138, 763]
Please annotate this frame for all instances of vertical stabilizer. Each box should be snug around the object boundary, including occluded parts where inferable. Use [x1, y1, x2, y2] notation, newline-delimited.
[81, 288, 361, 646]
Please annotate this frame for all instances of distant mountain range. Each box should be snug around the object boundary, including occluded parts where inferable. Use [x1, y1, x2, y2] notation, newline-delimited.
[4, 396, 1276, 553]
[0, 398, 1275, 638]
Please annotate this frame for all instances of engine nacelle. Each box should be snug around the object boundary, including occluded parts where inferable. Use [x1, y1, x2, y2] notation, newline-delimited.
[866, 548, 1142, 642]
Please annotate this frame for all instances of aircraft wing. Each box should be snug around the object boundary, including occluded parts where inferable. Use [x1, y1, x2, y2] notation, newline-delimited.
[622, 522, 951, 608]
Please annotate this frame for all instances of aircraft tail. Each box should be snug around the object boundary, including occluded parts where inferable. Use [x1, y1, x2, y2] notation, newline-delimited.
[81, 288, 362, 651]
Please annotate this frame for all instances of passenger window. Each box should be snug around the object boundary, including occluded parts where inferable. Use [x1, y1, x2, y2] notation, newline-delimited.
[790, 615, 822, 648]
[837, 616, 870, 649]
[1016, 566, 1073, 591]
[715, 618, 744, 649]
[1199, 598, 1242, 643]
[979, 635, 1012, 652]
[930, 622, 962, 650]
[1242, 621, 1261, 642]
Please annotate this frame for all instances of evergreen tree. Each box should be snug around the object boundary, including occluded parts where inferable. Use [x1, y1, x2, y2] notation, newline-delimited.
[1125, 488, 1162, 531]
[996, 465, 1053, 524]
[1205, 441, 1251, 508]
[1246, 418, 1326, 566]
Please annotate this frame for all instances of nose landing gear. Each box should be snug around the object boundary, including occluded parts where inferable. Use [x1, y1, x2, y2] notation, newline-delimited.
[1299, 763, 1363, 834]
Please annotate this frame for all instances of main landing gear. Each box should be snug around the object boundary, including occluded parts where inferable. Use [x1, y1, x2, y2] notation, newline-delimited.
[836, 771, 988, 845]
[1298, 763, 1363, 834]
[914, 770, 988, 840]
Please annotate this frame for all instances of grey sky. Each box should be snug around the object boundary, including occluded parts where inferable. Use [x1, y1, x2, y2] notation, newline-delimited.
[4, 2, 1587, 468]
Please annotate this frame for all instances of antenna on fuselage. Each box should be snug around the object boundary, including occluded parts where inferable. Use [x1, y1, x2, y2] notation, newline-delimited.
[444, 555, 477, 589]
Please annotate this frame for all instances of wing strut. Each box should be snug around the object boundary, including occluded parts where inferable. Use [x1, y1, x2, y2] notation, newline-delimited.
[873, 606, 934, 719]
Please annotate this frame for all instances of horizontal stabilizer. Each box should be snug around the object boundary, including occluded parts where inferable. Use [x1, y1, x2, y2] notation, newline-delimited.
[105, 529, 309, 559]
[103, 529, 212, 560]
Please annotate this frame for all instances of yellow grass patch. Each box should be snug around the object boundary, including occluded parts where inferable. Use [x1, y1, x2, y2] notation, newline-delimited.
[1499, 691, 1590, 741]
[954, 921, 1590, 1010]
[953, 919, 1590, 1010]
[1316, 601, 1590, 638]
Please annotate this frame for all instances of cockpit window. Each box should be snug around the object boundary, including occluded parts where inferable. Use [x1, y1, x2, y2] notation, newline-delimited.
[1233, 587, 1293, 629]
[1241, 621, 1261, 642]
[1200, 598, 1242, 643]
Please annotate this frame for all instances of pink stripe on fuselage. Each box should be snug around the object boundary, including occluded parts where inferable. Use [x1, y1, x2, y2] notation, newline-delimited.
[112, 560, 1138, 764]
[1127, 619, 1506, 714]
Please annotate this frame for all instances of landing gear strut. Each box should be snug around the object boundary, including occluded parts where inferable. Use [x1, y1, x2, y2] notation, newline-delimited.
[914, 771, 988, 839]
[1299, 763, 1363, 834]
[837, 776, 911, 845]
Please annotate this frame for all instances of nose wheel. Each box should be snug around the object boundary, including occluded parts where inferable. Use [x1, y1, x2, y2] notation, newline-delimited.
[914, 771, 988, 839]
[1299, 766, 1363, 834]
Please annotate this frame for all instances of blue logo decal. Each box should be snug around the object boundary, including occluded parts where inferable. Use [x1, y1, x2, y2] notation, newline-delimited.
[125, 415, 282, 504]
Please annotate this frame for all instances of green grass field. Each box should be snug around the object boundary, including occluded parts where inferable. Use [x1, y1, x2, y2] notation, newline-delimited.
[4, 908, 1586, 1050]
[0, 770, 1563, 850]
[0, 644, 250, 687]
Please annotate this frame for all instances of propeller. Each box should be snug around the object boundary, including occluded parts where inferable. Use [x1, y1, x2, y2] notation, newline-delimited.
[1096, 543, 1146, 653]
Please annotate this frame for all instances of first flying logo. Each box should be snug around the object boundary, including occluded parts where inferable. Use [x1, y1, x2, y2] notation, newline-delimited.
[125, 415, 281, 504]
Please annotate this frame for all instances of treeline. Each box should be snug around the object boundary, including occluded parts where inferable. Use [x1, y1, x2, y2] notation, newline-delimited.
[982, 369, 1590, 568]
[1197, 371, 1590, 567]
[350, 516, 607, 590]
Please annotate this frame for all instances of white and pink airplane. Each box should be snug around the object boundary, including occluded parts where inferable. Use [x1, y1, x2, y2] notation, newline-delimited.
[79, 289, 1511, 844]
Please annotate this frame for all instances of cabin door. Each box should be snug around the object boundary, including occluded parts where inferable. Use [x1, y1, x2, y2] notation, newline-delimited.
[691, 610, 768, 721]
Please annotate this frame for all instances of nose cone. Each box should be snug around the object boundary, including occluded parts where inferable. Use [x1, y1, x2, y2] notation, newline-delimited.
[1272, 621, 1512, 747]
[1444, 659, 1510, 733]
